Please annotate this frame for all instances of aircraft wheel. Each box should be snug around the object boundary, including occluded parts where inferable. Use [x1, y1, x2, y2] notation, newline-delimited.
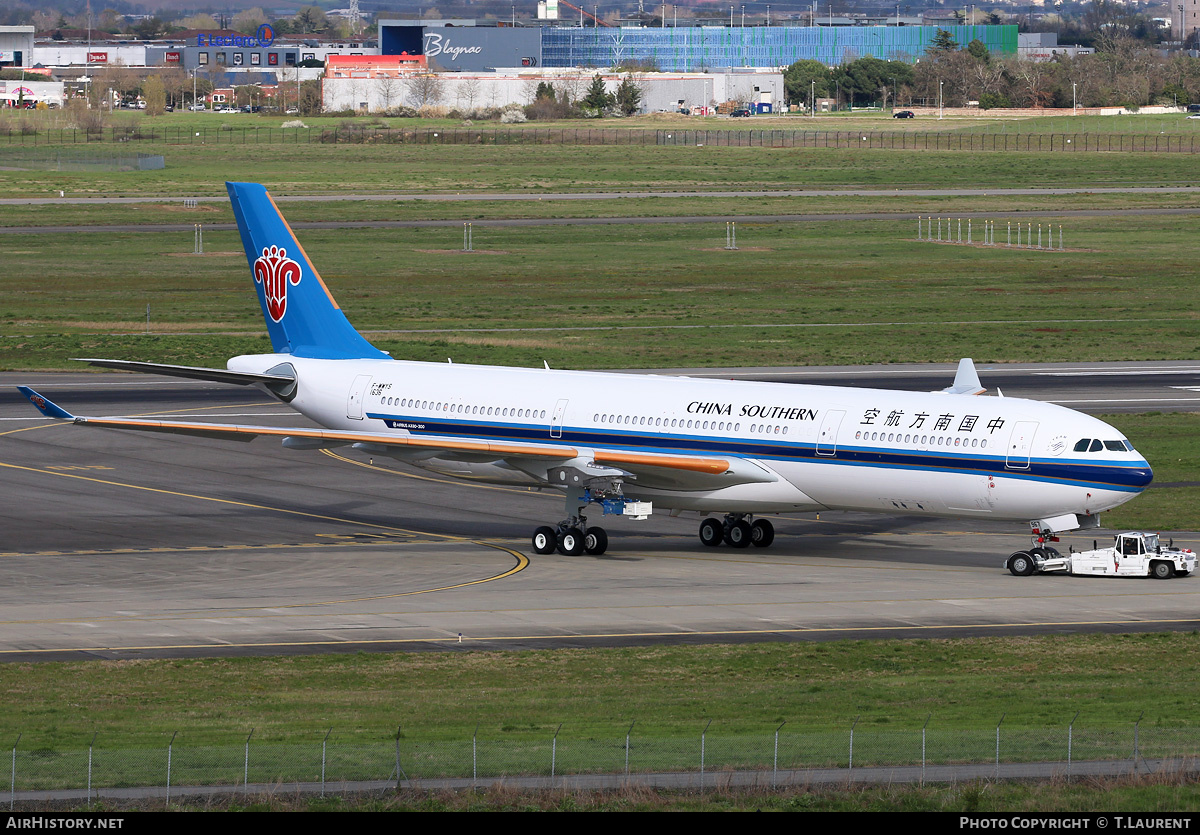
[558, 527, 585, 556]
[750, 518, 775, 548]
[699, 518, 723, 547]
[584, 526, 608, 556]
[1008, 551, 1034, 577]
[726, 520, 753, 548]
[532, 526, 558, 555]
[1151, 560, 1175, 579]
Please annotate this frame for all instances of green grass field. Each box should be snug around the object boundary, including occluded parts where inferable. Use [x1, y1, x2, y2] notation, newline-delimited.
[3, 213, 1198, 371]
[1, 634, 1196, 750]
[3, 142, 1200, 198]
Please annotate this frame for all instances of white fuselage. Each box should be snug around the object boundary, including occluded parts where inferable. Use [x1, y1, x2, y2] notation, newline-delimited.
[230, 354, 1153, 523]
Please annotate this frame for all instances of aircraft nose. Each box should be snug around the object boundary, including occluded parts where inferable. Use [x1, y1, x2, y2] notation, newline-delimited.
[1130, 459, 1154, 490]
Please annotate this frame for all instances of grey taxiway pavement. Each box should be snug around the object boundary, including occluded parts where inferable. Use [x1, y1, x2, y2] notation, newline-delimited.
[0, 362, 1197, 660]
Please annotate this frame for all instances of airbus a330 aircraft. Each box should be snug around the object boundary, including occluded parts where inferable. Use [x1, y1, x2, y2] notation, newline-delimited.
[19, 182, 1153, 558]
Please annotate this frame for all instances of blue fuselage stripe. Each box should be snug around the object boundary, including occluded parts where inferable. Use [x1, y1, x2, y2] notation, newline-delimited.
[367, 413, 1152, 492]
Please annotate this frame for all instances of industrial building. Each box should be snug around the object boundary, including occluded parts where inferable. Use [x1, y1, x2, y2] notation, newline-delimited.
[0, 25, 34, 68]
[321, 63, 784, 114]
[380, 20, 1018, 72]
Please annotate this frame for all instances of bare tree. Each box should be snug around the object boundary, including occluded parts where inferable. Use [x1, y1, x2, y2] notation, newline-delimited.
[405, 74, 444, 108]
[972, 56, 1007, 101]
[1011, 58, 1052, 108]
[455, 76, 482, 114]
[557, 73, 588, 106]
[376, 75, 402, 113]
[521, 76, 547, 104]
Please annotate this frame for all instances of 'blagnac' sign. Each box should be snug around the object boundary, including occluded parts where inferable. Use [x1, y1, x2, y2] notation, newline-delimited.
[423, 33, 483, 61]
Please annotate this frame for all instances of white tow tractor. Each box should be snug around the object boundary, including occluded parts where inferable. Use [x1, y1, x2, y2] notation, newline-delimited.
[1006, 532, 1196, 579]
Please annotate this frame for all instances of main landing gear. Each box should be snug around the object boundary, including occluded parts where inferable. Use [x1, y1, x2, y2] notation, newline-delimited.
[532, 516, 608, 556]
[698, 514, 775, 549]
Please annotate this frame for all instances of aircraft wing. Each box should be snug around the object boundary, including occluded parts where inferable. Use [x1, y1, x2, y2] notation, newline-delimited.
[16, 387, 764, 487]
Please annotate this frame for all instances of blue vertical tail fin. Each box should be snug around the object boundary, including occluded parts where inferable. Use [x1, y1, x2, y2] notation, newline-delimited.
[226, 181, 388, 360]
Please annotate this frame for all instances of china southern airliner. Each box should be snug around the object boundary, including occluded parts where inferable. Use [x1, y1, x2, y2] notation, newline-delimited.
[18, 182, 1153, 557]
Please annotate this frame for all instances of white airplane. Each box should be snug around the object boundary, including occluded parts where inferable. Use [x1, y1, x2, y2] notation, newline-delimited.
[18, 182, 1153, 558]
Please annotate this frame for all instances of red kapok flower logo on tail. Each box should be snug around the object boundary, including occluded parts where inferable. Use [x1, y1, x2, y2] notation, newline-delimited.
[253, 245, 302, 322]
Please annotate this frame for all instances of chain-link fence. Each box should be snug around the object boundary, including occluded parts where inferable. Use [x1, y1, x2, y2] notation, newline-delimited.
[9, 721, 1200, 802]
[0, 125, 1198, 152]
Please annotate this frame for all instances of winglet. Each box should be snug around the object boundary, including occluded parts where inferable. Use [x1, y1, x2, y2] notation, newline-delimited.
[939, 358, 986, 396]
[17, 387, 76, 420]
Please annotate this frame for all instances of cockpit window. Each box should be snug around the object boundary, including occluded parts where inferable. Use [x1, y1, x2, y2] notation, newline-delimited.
[1075, 438, 1133, 453]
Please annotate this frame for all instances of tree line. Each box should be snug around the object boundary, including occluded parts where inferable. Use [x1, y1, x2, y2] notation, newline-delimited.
[786, 30, 1200, 110]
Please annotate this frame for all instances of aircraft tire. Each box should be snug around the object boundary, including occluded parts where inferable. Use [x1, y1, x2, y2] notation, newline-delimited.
[532, 526, 557, 555]
[699, 518, 723, 547]
[750, 519, 775, 548]
[584, 526, 608, 556]
[558, 527, 585, 556]
[726, 520, 753, 548]
[1008, 551, 1035, 577]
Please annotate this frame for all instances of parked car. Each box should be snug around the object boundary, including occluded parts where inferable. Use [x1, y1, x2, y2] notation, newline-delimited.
[893, 110, 915, 119]
[189, 103, 207, 111]
[731, 107, 752, 117]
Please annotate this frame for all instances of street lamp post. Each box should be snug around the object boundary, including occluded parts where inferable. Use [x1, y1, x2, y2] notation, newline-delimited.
[938, 80, 943, 120]
[811, 79, 815, 117]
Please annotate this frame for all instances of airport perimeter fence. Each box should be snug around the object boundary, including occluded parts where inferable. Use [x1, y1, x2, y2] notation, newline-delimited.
[8, 722, 1200, 801]
[1, 125, 1199, 153]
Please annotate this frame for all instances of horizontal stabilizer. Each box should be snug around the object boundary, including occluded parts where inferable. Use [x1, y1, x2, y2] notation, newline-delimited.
[73, 358, 295, 388]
